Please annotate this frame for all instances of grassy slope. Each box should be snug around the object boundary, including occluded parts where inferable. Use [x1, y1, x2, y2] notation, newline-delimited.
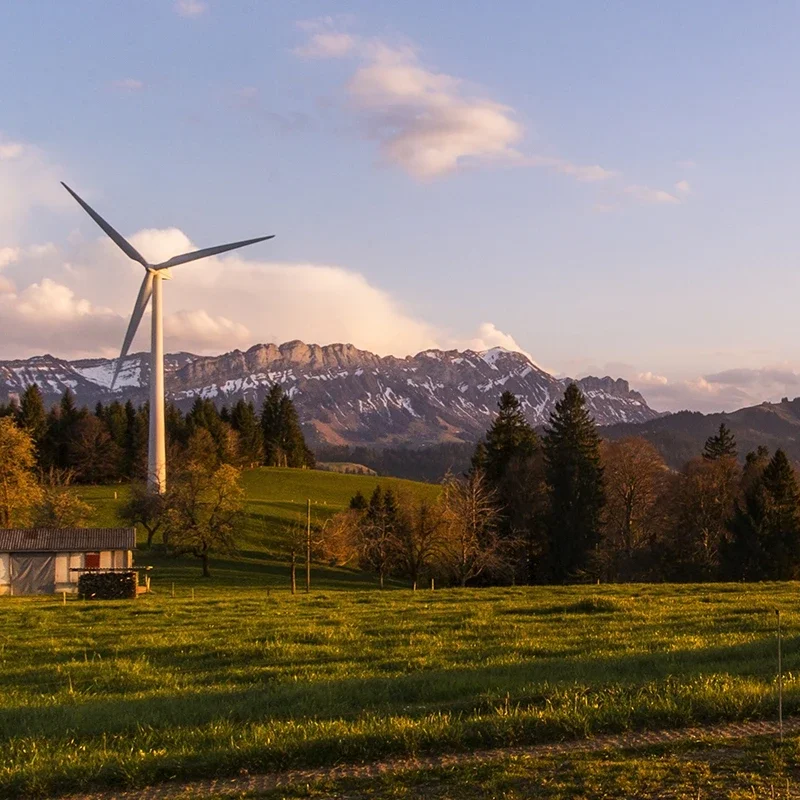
[2, 583, 800, 796]
[77, 467, 439, 589]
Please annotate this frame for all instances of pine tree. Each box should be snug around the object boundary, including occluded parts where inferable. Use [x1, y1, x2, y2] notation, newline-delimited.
[703, 422, 737, 461]
[261, 385, 285, 466]
[231, 400, 264, 466]
[482, 391, 538, 484]
[349, 490, 368, 510]
[18, 384, 47, 451]
[542, 383, 605, 583]
[723, 448, 800, 580]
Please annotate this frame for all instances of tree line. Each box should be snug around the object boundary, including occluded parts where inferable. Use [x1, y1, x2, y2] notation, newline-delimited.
[317, 386, 800, 586]
[0, 383, 314, 484]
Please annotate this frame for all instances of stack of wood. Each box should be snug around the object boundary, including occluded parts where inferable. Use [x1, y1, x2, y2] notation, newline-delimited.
[78, 571, 137, 600]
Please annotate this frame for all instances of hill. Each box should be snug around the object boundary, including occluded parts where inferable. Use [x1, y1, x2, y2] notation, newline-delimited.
[80, 466, 439, 588]
[604, 397, 800, 467]
[0, 340, 660, 447]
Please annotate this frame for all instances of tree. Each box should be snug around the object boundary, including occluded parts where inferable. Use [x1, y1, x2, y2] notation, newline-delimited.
[165, 462, 244, 577]
[261, 385, 314, 468]
[360, 486, 397, 587]
[482, 391, 538, 485]
[703, 423, 737, 461]
[318, 509, 363, 567]
[391, 494, 446, 589]
[441, 470, 507, 586]
[723, 449, 800, 580]
[0, 418, 42, 527]
[32, 471, 93, 528]
[542, 384, 605, 583]
[119, 483, 168, 547]
[661, 455, 739, 580]
[230, 400, 264, 466]
[599, 437, 668, 580]
[349, 490, 368, 510]
[18, 384, 47, 453]
[68, 415, 121, 483]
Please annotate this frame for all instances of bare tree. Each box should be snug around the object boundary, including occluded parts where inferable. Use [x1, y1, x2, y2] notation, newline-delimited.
[119, 482, 168, 547]
[33, 468, 93, 528]
[318, 509, 363, 567]
[599, 437, 669, 580]
[441, 471, 506, 586]
[391, 495, 446, 590]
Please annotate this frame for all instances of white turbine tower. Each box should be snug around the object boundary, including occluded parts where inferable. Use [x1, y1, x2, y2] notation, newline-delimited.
[62, 183, 274, 495]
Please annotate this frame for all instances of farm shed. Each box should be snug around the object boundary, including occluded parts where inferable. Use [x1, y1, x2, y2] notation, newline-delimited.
[0, 529, 135, 596]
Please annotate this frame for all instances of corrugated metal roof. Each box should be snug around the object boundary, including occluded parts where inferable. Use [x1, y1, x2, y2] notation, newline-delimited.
[0, 529, 136, 552]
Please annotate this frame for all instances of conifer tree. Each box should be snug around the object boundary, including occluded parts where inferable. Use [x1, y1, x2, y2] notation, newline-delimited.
[723, 448, 800, 580]
[703, 422, 737, 461]
[482, 391, 538, 484]
[231, 399, 263, 466]
[261, 385, 285, 466]
[18, 384, 47, 451]
[542, 383, 605, 583]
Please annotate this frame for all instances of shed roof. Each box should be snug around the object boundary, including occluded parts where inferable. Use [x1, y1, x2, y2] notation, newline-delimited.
[0, 529, 135, 552]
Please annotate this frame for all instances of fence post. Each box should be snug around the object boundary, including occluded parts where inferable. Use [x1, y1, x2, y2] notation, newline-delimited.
[291, 550, 297, 595]
[306, 499, 311, 594]
[777, 608, 784, 742]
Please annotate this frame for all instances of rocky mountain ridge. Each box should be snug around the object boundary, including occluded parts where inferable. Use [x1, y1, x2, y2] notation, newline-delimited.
[0, 341, 661, 446]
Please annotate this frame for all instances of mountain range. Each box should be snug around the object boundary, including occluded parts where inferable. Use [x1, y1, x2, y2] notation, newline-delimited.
[0, 341, 660, 447]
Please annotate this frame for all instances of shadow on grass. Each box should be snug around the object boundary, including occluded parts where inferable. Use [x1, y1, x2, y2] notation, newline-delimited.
[3, 633, 795, 741]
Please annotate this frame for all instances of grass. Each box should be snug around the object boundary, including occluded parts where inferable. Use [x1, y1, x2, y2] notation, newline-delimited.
[77, 466, 439, 588]
[1, 583, 799, 797]
[207, 735, 800, 799]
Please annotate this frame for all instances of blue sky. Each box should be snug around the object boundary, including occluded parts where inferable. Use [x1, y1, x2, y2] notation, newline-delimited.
[2, 1, 800, 412]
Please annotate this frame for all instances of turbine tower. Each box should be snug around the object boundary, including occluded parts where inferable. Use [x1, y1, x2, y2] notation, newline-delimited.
[62, 183, 274, 495]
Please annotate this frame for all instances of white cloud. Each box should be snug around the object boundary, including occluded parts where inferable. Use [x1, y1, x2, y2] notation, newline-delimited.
[344, 42, 523, 179]
[675, 179, 691, 194]
[0, 142, 23, 160]
[164, 309, 251, 350]
[463, 322, 535, 362]
[292, 26, 616, 184]
[0, 135, 68, 244]
[293, 32, 356, 59]
[174, 0, 206, 17]
[112, 78, 144, 91]
[623, 184, 681, 205]
[0, 247, 19, 269]
[0, 278, 122, 359]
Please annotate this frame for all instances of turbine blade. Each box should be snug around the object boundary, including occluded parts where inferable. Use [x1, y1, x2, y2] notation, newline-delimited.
[111, 271, 154, 389]
[61, 182, 148, 268]
[153, 235, 274, 269]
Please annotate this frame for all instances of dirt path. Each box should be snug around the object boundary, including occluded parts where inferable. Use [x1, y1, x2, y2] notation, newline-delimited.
[67, 716, 800, 800]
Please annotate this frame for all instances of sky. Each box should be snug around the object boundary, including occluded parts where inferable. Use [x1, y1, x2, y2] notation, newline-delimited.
[3, 1, 800, 413]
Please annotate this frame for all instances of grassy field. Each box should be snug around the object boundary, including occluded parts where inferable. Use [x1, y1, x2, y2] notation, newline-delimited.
[185, 734, 800, 799]
[78, 466, 439, 588]
[2, 583, 799, 797]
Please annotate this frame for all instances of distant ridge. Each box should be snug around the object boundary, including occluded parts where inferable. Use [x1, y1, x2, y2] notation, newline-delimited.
[0, 341, 661, 446]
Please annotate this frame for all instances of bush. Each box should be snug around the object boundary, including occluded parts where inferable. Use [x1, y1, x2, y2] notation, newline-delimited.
[78, 571, 137, 600]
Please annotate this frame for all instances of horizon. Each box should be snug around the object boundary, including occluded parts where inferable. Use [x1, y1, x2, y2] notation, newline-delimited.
[5, 2, 800, 413]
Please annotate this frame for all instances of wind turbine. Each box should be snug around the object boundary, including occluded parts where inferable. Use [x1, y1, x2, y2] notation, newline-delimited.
[61, 183, 274, 495]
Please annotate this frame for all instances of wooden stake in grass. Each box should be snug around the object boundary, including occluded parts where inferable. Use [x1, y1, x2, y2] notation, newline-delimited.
[430, 578, 435, 591]
[776, 608, 783, 742]
[171, 582, 175, 598]
[62, 590, 66, 606]
[191, 587, 195, 601]
[306, 498, 311, 594]
[291, 549, 297, 595]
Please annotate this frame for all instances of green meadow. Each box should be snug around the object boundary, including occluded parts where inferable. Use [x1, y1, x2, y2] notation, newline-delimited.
[79, 466, 439, 588]
[1, 582, 798, 797]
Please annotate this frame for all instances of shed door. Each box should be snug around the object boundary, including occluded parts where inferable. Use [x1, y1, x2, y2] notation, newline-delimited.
[10, 554, 56, 595]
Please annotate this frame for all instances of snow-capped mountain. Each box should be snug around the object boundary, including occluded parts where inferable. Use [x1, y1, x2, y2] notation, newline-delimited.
[0, 341, 661, 446]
